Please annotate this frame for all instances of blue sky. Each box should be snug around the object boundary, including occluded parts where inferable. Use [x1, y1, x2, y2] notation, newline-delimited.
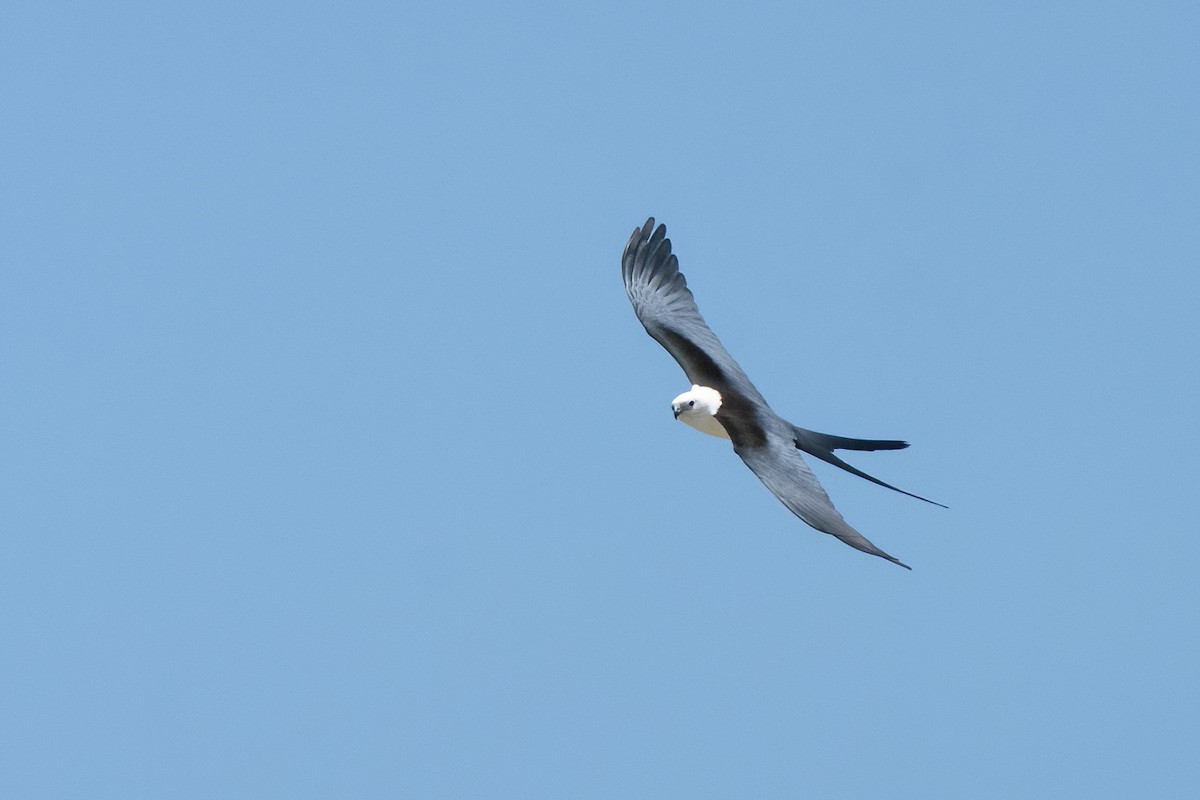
[3, 1, 1198, 797]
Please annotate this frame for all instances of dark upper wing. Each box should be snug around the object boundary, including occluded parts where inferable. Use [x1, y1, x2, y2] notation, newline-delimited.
[622, 218, 766, 409]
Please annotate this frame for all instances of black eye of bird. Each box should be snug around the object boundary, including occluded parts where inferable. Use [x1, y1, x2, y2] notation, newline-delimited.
[688, 400, 695, 407]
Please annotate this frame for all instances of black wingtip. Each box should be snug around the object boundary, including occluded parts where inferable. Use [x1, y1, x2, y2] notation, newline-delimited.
[874, 550, 912, 570]
[635, 217, 657, 242]
[627, 218, 656, 250]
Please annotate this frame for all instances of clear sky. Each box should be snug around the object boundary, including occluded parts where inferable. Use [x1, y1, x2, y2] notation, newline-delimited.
[3, 1, 1198, 797]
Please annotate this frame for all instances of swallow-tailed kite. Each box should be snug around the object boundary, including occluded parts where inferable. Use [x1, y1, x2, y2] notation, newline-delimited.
[622, 218, 944, 569]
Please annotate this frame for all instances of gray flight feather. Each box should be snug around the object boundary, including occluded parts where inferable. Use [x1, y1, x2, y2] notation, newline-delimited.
[621, 217, 767, 407]
[736, 418, 912, 569]
[622, 217, 942, 569]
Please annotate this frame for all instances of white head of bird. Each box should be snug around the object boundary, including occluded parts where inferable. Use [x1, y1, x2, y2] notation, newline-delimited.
[670, 384, 730, 440]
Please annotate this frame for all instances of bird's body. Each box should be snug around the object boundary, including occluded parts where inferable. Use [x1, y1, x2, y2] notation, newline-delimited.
[622, 218, 943, 569]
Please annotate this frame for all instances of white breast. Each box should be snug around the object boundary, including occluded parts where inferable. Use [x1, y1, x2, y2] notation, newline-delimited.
[680, 409, 731, 440]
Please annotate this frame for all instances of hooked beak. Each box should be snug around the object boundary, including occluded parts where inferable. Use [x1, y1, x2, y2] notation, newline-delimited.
[672, 408, 681, 419]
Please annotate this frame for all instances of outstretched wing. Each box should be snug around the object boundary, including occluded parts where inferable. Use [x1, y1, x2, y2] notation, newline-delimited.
[735, 425, 912, 569]
[622, 218, 765, 409]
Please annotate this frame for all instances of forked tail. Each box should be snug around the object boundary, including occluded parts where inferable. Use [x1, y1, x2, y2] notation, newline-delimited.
[792, 426, 948, 508]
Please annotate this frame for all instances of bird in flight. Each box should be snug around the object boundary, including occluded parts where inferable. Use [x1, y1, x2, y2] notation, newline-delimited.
[622, 218, 944, 569]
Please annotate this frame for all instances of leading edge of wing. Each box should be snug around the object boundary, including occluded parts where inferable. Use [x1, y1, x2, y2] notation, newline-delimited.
[621, 218, 763, 403]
